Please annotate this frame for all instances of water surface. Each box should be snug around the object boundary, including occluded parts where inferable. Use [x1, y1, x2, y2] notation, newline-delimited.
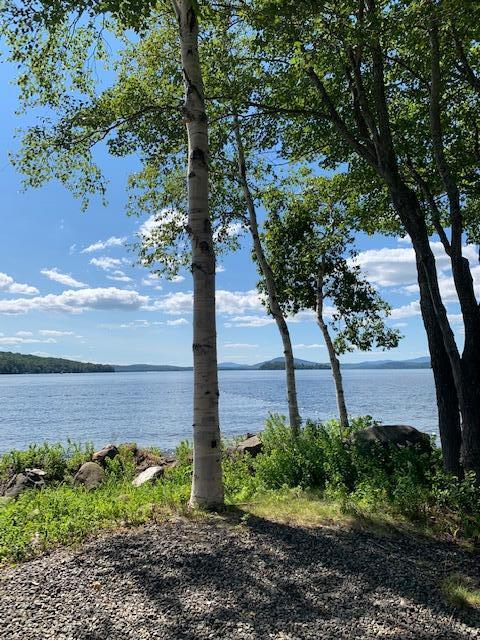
[0, 369, 437, 452]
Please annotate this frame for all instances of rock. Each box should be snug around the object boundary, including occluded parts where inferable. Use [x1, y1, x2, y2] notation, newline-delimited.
[354, 425, 431, 452]
[92, 444, 119, 465]
[73, 462, 105, 490]
[134, 449, 165, 473]
[4, 468, 47, 499]
[132, 466, 164, 488]
[234, 435, 263, 457]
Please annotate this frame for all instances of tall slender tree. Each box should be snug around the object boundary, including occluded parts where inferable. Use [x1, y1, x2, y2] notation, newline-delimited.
[235, 0, 479, 478]
[261, 175, 400, 432]
[2, 0, 224, 506]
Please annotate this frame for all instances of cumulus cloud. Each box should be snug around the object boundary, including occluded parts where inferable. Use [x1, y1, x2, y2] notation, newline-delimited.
[106, 270, 133, 283]
[390, 300, 422, 319]
[90, 257, 127, 271]
[0, 272, 38, 296]
[0, 336, 56, 345]
[139, 209, 187, 241]
[166, 318, 188, 326]
[223, 342, 259, 349]
[39, 330, 75, 336]
[41, 268, 87, 289]
[142, 274, 163, 290]
[224, 315, 275, 328]
[355, 242, 478, 291]
[149, 289, 265, 316]
[81, 236, 127, 253]
[171, 274, 185, 283]
[0, 288, 148, 315]
[293, 343, 325, 349]
[216, 265, 226, 273]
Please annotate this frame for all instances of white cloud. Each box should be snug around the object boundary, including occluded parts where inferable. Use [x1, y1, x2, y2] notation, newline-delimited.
[171, 274, 185, 283]
[224, 315, 275, 328]
[223, 342, 259, 349]
[166, 318, 188, 326]
[0, 287, 148, 315]
[81, 236, 127, 253]
[0, 272, 38, 296]
[41, 268, 87, 289]
[216, 265, 226, 273]
[214, 221, 244, 241]
[90, 257, 127, 271]
[142, 275, 163, 290]
[16, 331, 33, 337]
[355, 242, 478, 292]
[139, 209, 187, 240]
[39, 330, 75, 336]
[390, 300, 422, 319]
[0, 336, 56, 345]
[293, 343, 325, 349]
[149, 289, 265, 316]
[107, 270, 133, 283]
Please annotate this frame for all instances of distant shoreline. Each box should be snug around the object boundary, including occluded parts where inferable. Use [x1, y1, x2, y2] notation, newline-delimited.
[0, 350, 431, 375]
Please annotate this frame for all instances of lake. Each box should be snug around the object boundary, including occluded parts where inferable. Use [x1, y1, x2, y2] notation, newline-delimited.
[0, 369, 437, 453]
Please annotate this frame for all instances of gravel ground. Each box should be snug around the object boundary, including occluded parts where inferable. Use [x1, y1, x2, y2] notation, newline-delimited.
[0, 514, 479, 639]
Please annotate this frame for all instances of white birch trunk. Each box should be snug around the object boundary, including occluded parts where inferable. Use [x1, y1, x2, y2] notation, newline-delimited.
[233, 117, 301, 434]
[316, 271, 349, 432]
[174, 0, 223, 508]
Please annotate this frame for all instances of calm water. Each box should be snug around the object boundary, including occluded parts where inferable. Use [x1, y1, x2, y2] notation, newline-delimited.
[0, 369, 437, 453]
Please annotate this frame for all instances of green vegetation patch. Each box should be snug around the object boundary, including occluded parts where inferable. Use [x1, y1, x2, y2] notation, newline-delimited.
[1, 416, 480, 564]
[441, 574, 480, 609]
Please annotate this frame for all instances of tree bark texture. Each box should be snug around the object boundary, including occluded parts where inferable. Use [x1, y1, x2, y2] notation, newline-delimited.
[175, 0, 223, 508]
[233, 116, 302, 434]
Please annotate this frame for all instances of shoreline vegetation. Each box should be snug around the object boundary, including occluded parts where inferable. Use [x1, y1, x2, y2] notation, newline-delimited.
[0, 351, 432, 375]
[1, 416, 479, 569]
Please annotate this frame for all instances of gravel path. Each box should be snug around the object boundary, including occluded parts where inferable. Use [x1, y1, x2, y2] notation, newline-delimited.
[0, 514, 479, 639]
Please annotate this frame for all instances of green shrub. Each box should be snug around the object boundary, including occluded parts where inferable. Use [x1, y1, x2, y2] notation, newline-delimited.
[0, 441, 94, 484]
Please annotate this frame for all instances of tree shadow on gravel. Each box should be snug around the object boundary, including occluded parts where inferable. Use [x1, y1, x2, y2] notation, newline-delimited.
[85, 508, 480, 640]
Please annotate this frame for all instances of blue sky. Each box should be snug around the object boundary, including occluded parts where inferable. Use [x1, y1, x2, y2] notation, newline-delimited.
[0, 56, 472, 367]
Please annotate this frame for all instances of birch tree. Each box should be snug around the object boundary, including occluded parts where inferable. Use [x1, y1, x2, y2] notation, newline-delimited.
[261, 175, 400, 431]
[2, 0, 224, 507]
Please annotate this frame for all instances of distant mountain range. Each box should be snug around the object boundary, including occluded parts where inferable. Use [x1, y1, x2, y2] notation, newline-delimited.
[0, 351, 431, 374]
[115, 356, 431, 371]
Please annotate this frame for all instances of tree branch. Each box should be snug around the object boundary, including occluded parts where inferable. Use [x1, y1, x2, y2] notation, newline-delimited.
[429, 18, 462, 257]
[306, 66, 378, 167]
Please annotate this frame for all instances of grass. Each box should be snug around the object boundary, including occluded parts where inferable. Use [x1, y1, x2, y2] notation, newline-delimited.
[441, 573, 480, 609]
[1, 416, 480, 564]
[239, 488, 439, 540]
[0, 467, 192, 563]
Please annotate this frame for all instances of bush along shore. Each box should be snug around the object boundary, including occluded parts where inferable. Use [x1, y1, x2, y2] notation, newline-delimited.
[1, 416, 480, 565]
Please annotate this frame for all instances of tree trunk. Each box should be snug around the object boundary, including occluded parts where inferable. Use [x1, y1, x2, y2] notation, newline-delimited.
[417, 257, 462, 477]
[429, 21, 480, 478]
[233, 116, 301, 434]
[316, 272, 349, 432]
[389, 182, 468, 477]
[175, 0, 223, 508]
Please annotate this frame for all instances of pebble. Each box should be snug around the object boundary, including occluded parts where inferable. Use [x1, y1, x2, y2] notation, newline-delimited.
[0, 518, 479, 639]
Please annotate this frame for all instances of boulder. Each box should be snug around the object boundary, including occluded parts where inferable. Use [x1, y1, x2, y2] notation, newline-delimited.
[4, 468, 47, 499]
[134, 449, 171, 473]
[92, 444, 119, 465]
[234, 434, 263, 457]
[354, 425, 431, 452]
[132, 466, 164, 488]
[74, 462, 105, 490]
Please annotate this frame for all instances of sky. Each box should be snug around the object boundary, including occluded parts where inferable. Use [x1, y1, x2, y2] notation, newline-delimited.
[0, 54, 473, 367]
